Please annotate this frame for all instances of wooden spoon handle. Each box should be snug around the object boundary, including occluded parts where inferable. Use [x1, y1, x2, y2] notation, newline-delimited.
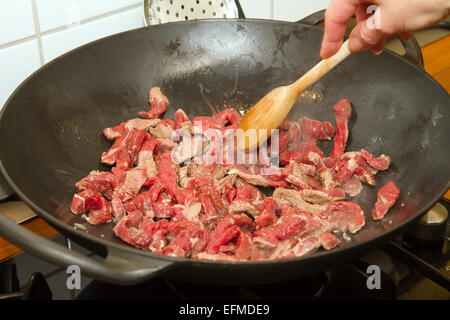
[290, 39, 351, 96]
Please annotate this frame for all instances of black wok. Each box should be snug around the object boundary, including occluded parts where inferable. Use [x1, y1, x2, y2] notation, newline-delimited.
[0, 19, 449, 286]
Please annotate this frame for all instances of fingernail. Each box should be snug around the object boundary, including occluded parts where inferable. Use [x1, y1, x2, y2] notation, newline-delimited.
[348, 36, 364, 53]
[372, 49, 383, 56]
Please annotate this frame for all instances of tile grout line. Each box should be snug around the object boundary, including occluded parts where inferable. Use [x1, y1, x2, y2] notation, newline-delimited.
[0, 2, 143, 51]
[30, 0, 45, 65]
[0, 35, 39, 50]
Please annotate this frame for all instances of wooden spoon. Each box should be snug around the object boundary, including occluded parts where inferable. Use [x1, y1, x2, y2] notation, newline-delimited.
[238, 39, 351, 150]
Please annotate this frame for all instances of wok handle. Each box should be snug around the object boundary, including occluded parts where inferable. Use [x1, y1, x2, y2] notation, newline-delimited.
[297, 9, 424, 68]
[0, 212, 173, 285]
[0, 173, 13, 201]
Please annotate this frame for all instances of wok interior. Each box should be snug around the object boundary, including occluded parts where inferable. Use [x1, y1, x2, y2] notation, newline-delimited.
[0, 20, 449, 256]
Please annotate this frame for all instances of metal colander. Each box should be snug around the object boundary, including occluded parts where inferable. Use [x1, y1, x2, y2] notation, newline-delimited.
[144, 0, 241, 26]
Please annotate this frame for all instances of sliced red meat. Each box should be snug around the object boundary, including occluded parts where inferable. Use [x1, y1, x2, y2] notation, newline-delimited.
[280, 121, 301, 143]
[253, 227, 279, 250]
[103, 123, 126, 141]
[157, 151, 179, 197]
[70, 190, 105, 215]
[127, 129, 148, 164]
[354, 155, 377, 186]
[360, 149, 390, 171]
[191, 116, 222, 130]
[341, 175, 363, 197]
[254, 209, 277, 229]
[199, 194, 218, 219]
[74, 92, 397, 261]
[333, 156, 359, 185]
[111, 197, 126, 220]
[330, 99, 352, 158]
[75, 171, 117, 199]
[274, 214, 307, 240]
[139, 87, 169, 119]
[234, 231, 252, 260]
[137, 139, 159, 180]
[290, 236, 321, 258]
[319, 231, 341, 250]
[126, 191, 154, 218]
[215, 109, 241, 128]
[205, 225, 240, 254]
[113, 167, 147, 202]
[132, 219, 169, 249]
[174, 109, 190, 129]
[103, 118, 160, 141]
[101, 129, 134, 166]
[227, 200, 260, 217]
[85, 197, 111, 225]
[298, 117, 335, 141]
[319, 201, 365, 234]
[372, 181, 400, 220]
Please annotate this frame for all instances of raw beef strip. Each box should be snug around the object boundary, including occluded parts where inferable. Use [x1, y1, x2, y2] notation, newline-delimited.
[291, 236, 322, 258]
[298, 117, 335, 141]
[128, 129, 148, 164]
[157, 151, 179, 197]
[139, 87, 169, 119]
[228, 200, 260, 217]
[360, 149, 391, 171]
[70, 190, 104, 215]
[319, 201, 365, 234]
[205, 224, 240, 254]
[273, 188, 328, 215]
[317, 168, 337, 191]
[319, 231, 341, 250]
[75, 171, 117, 199]
[111, 197, 126, 220]
[254, 209, 277, 229]
[341, 175, 363, 197]
[191, 116, 222, 130]
[274, 213, 308, 240]
[234, 231, 252, 260]
[299, 189, 346, 204]
[215, 109, 242, 128]
[137, 139, 160, 179]
[86, 196, 112, 225]
[113, 167, 147, 202]
[101, 129, 134, 165]
[372, 181, 400, 220]
[228, 168, 289, 188]
[330, 99, 352, 158]
[70, 190, 111, 225]
[354, 155, 377, 186]
[333, 155, 359, 184]
[103, 118, 160, 141]
[174, 109, 190, 129]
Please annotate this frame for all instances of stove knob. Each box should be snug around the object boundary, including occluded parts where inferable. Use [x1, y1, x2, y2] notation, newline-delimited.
[405, 202, 448, 244]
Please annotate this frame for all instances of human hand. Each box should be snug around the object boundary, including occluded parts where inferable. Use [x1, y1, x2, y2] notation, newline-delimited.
[320, 0, 450, 58]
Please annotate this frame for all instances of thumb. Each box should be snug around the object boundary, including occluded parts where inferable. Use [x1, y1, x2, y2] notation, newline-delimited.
[349, 14, 389, 52]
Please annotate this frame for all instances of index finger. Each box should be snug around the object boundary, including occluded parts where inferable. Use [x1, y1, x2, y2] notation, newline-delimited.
[320, 0, 360, 58]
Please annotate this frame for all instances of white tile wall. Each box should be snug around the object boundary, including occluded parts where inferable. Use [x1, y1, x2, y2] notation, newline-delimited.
[36, 0, 142, 32]
[240, 0, 272, 19]
[41, 8, 144, 63]
[0, 0, 331, 110]
[273, 0, 330, 22]
[0, 40, 41, 108]
[0, 0, 36, 45]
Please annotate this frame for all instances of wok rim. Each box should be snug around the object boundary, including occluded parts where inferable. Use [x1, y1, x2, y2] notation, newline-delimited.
[0, 18, 449, 269]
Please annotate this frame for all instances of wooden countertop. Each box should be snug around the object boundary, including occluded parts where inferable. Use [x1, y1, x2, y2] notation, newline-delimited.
[0, 35, 449, 263]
